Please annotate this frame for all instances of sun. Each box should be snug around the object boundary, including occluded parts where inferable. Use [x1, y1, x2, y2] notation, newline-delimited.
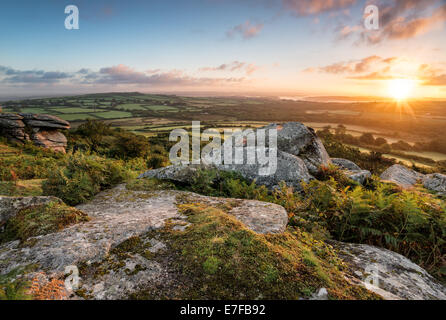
[388, 79, 415, 100]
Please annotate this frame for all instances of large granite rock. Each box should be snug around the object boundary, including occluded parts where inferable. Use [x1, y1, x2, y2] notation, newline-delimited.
[332, 158, 361, 171]
[380, 164, 424, 188]
[334, 242, 446, 300]
[0, 113, 70, 152]
[423, 173, 446, 194]
[0, 185, 288, 299]
[31, 130, 68, 153]
[139, 122, 331, 190]
[331, 158, 371, 184]
[0, 114, 27, 142]
[261, 122, 331, 174]
[139, 148, 312, 191]
[20, 113, 70, 130]
[347, 170, 372, 184]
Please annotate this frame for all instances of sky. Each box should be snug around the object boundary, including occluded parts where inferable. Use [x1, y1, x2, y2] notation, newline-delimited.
[0, 0, 445, 99]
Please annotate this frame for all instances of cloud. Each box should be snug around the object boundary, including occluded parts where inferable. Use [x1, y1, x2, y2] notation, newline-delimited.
[417, 63, 446, 86]
[310, 55, 395, 74]
[0, 66, 71, 83]
[306, 55, 446, 86]
[0, 64, 247, 89]
[226, 20, 264, 39]
[199, 61, 259, 75]
[341, 0, 446, 44]
[283, 0, 357, 16]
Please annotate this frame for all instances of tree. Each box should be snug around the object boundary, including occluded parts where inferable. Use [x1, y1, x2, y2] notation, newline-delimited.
[359, 133, 375, 145]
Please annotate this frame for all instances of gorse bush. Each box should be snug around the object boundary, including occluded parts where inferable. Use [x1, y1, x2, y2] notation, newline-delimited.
[42, 153, 134, 205]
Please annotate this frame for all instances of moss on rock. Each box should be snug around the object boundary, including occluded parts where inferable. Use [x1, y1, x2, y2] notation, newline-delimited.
[132, 198, 379, 300]
[0, 201, 90, 244]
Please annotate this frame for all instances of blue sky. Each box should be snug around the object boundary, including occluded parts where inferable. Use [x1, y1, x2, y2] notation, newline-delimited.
[0, 0, 445, 98]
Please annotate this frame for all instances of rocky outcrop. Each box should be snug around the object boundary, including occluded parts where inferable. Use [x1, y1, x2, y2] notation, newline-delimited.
[139, 122, 331, 190]
[261, 122, 331, 174]
[2, 185, 444, 300]
[0, 113, 27, 143]
[379, 164, 424, 188]
[0, 113, 70, 152]
[422, 173, 446, 194]
[0, 185, 288, 299]
[0, 196, 63, 229]
[334, 242, 446, 300]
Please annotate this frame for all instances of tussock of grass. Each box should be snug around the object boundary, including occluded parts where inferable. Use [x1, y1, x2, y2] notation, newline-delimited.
[0, 201, 90, 244]
[126, 178, 175, 192]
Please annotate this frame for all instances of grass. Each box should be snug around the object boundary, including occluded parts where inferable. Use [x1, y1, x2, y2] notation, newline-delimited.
[0, 179, 44, 196]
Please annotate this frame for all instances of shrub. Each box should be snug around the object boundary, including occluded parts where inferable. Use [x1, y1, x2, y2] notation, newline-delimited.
[291, 179, 446, 280]
[109, 133, 150, 159]
[42, 153, 133, 205]
[146, 154, 168, 169]
[187, 168, 270, 200]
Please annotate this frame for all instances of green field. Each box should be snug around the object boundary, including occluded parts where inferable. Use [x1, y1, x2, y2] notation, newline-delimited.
[95, 111, 133, 119]
[116, 104, 147, 111]
[146, 105, 178, 111]
[20, 108, 48, 114]
[58, 113, 99, 121]
[52, 107, 98, 114]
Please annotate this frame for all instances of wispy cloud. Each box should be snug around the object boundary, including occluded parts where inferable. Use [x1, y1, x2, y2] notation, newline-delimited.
[418, 63, 446, 86]
[226, 20, 264, 39]
[305, 55, 446, 86]
[199, 61, 259, 75]
[305, 55, 395, 74]
[0, 66, 71, 83]
[283, 0, 357, 16]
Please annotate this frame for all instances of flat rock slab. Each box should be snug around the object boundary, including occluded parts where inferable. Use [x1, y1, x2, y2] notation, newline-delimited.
[0, 185, 288, 299]
[183, 192, 288, 234]
[334, 242, 446, 300]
